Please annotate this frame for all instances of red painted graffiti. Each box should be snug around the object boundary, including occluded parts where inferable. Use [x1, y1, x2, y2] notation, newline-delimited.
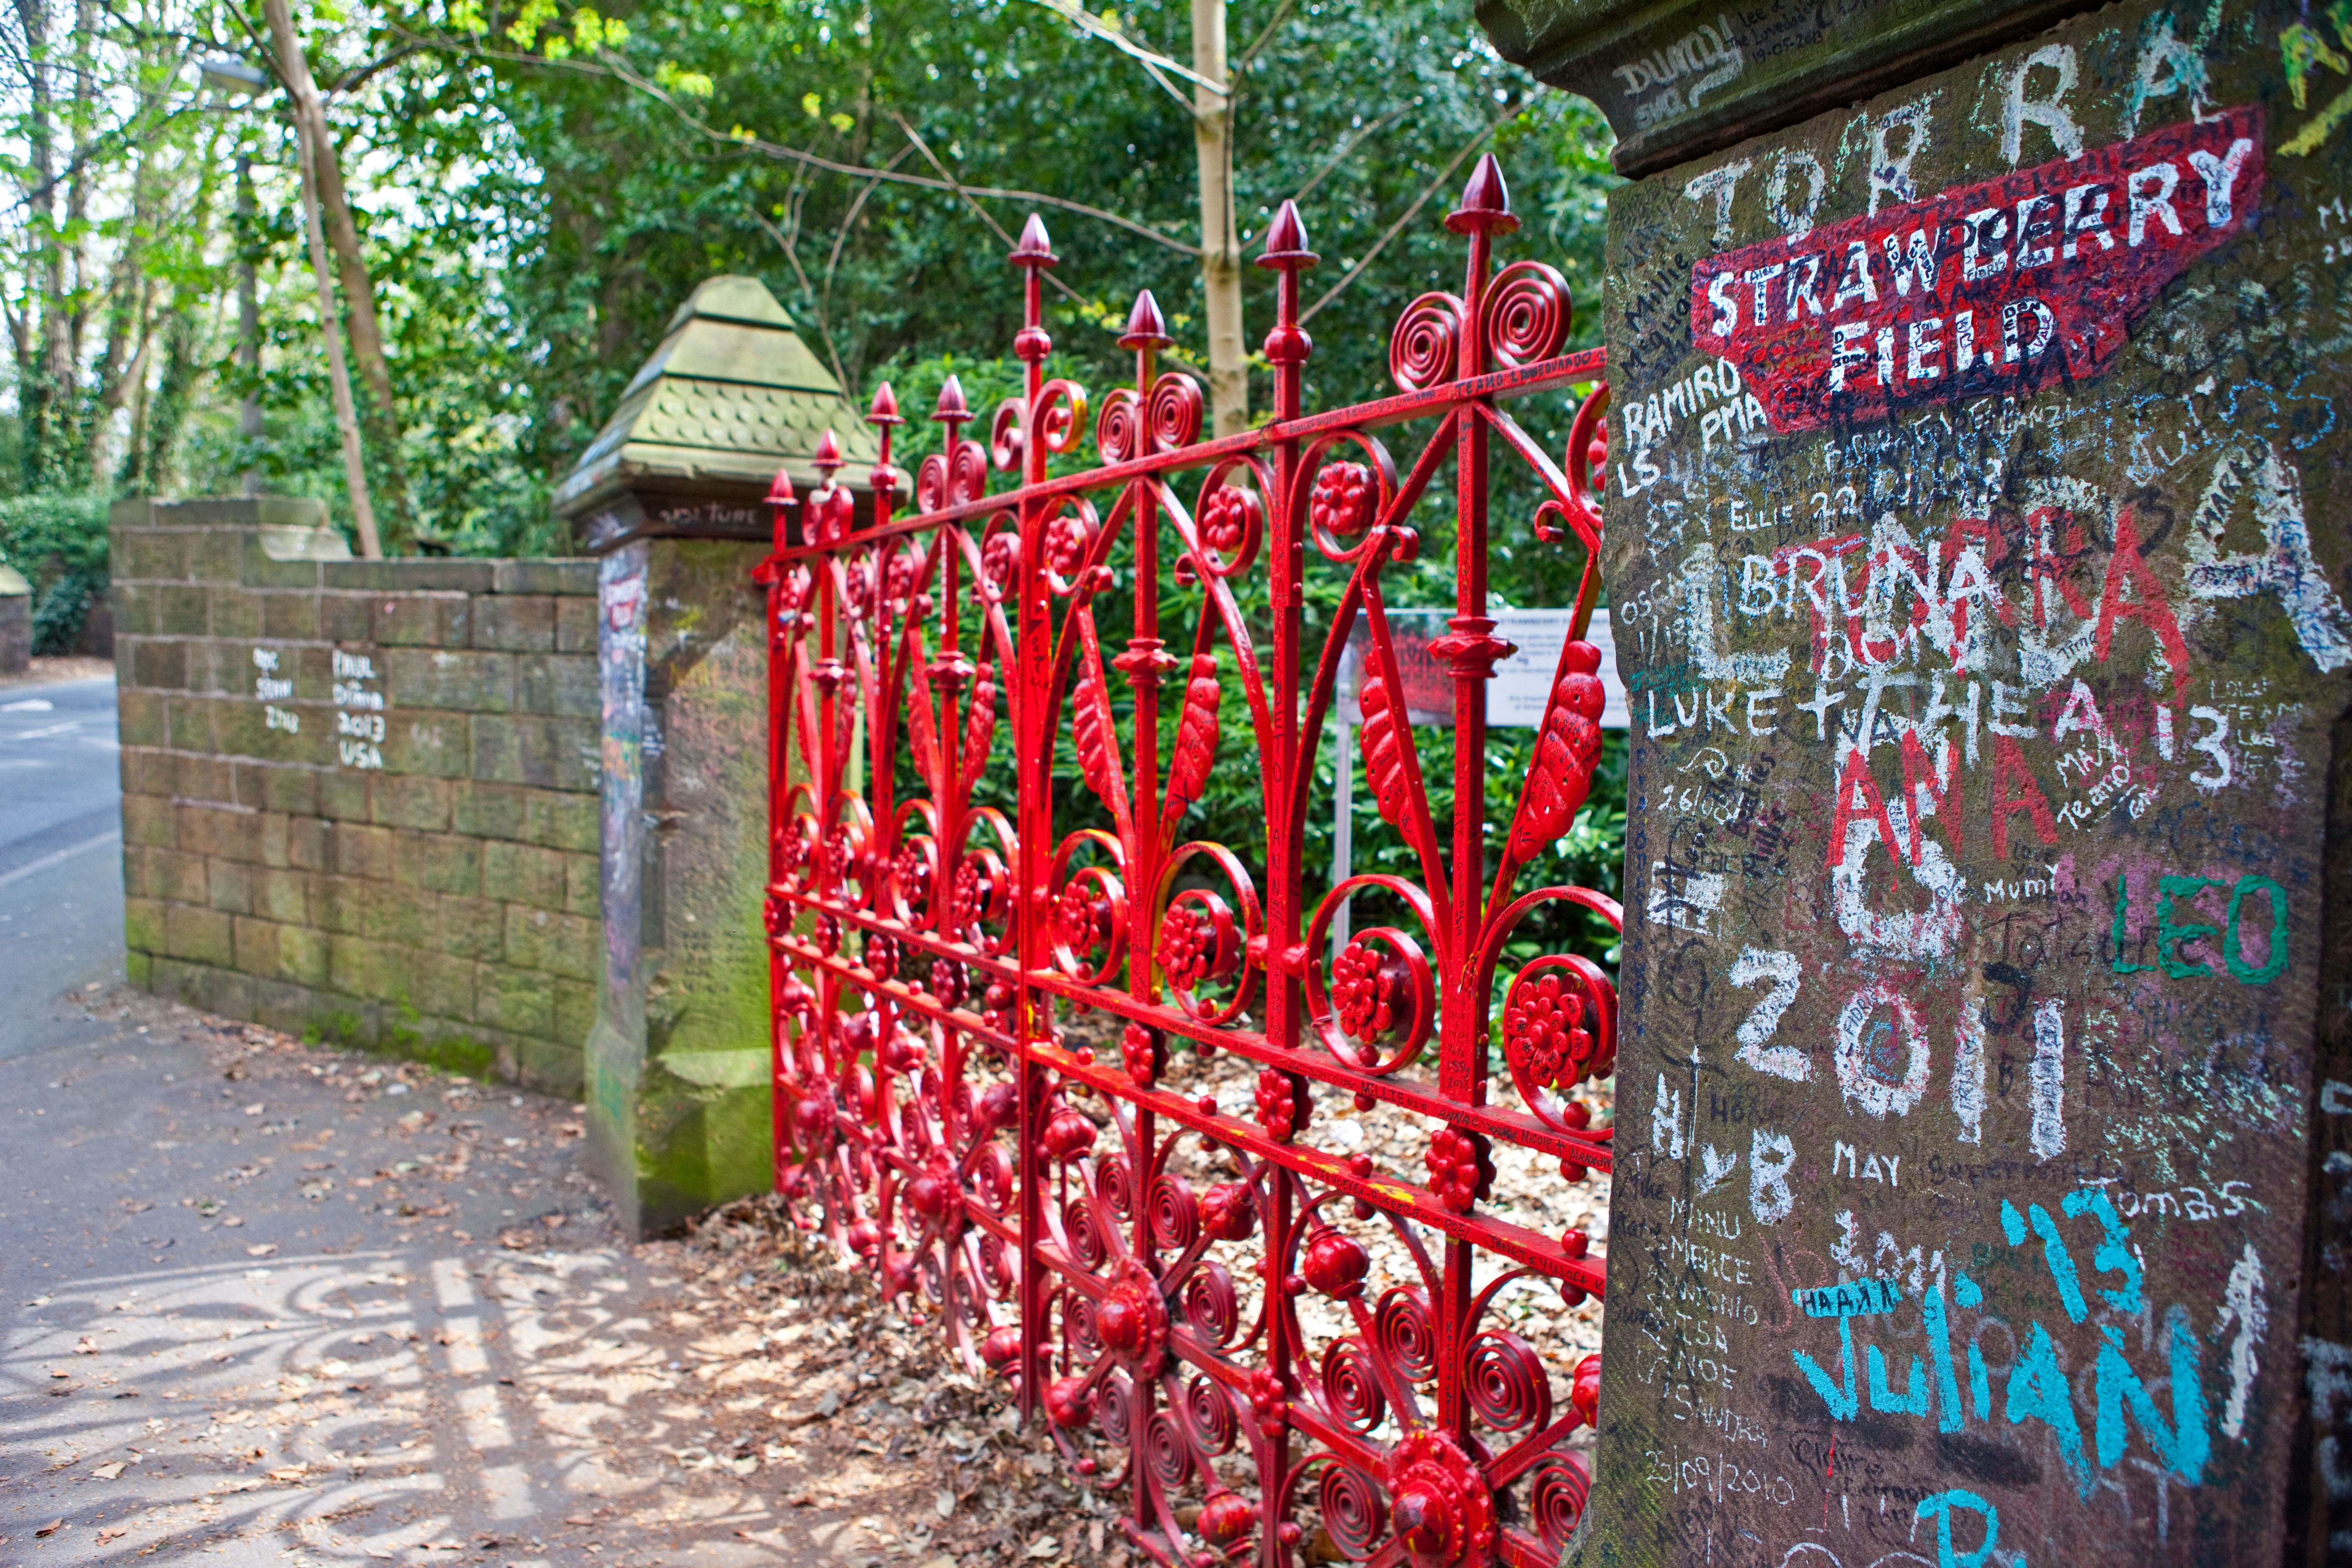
[1691, 106, 2263, 433]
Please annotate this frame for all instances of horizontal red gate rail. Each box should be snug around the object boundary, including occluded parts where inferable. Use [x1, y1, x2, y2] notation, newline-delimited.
[759, 154, 1619, 1568]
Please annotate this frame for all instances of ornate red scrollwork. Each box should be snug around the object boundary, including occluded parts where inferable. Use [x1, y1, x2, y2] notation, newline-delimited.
[762, 153, 1614, 1566]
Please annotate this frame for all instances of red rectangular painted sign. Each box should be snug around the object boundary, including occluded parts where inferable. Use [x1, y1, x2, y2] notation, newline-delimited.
[1691, 106, 2263, 432]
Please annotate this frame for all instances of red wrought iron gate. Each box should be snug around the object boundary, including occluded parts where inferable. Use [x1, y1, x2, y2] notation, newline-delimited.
[759, 155, 1618, 1568]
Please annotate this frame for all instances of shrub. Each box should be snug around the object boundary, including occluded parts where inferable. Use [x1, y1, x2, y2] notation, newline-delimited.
[0, 493, 109, 653]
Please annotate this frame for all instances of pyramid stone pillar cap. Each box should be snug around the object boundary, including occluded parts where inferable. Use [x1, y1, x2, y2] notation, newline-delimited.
[553, 275, 879, 554]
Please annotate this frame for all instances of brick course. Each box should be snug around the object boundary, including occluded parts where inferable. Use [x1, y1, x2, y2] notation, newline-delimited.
[111, 498, 602, 1094]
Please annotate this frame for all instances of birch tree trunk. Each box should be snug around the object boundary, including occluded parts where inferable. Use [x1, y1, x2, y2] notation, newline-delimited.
[1190, 0, 1245, 437]
[14, 0, 74, 490]
[264, 0, 381, 557]
[263, 0, 410, 547]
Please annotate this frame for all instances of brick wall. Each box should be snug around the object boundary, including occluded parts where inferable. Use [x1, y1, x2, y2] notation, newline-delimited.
[111, 497, 603, 1094]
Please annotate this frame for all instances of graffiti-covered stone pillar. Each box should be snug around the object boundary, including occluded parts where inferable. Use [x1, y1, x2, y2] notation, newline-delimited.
[558, 276, 879, 1235]
[1485, 0, 2352, 1561]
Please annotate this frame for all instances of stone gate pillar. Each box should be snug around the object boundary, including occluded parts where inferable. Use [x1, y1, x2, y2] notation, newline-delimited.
[1483, 2, 2352, 1561]
[555, 276, 879, 1235]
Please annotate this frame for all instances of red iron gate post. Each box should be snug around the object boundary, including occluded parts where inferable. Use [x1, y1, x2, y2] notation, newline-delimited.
[761, 156, 1620, 1568]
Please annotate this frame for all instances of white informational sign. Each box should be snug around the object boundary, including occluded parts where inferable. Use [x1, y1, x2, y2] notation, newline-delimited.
[1334, 608, 1628, 730]
[1325, 605, 1625, 957]
[1489, 608, 1630, 730]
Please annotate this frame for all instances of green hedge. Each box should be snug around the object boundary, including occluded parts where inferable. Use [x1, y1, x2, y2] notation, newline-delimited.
[0, 493, 108, 654]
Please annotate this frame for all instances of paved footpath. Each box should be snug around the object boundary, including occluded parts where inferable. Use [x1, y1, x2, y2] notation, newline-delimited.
[0, 676, 1113, 1568]
[0, 987, 1029, 1568]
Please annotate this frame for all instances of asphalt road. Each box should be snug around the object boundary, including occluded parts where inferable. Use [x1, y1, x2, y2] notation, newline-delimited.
[0, 673, 127, 1060]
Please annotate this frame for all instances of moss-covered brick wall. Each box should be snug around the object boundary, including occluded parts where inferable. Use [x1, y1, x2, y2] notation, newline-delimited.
[111, 496, 602, 1093]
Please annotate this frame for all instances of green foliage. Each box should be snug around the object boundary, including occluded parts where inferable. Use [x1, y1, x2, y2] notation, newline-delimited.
[0, 492, 109, 652]
[4, 0, 1628, 977]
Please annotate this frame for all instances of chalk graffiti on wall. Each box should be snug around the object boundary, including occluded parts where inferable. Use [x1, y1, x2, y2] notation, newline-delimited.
[1691, 108, 2264, 433]
[1595, 4, 2352, 1565]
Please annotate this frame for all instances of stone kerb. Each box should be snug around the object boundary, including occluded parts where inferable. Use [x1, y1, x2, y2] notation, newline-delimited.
[111, 496, 603, 1093]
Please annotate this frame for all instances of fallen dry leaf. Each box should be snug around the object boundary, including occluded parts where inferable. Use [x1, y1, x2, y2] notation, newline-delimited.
[90, 1461, 126, 1480]
[97, 1527, 126, 1544]
[33, 1519, 63, 1537]
[73, 1337, 95, 1354]
[245, 1243, 277, 1257]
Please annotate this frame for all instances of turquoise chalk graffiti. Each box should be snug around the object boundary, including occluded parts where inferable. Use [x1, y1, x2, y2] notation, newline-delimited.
[1794, 1185, 2216, 1498]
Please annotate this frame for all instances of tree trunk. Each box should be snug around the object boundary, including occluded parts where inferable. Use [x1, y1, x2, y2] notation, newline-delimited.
[235, 146, 263, 496]
[64, 0, 94, 393]
[15, 0, 72, 492]
[134, 306, 200, 495]
[86, 167, 154, 485]
[263, 0, 410, 548]
[265, 0, 381, 557]
[1190, 0, 1245, 437]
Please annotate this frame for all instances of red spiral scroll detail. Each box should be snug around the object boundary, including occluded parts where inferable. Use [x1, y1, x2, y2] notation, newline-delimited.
[1389, 291, 1463, 392]
[973, 1144, 1016, 1220]
[1510, 641, 1607, 862]
[1096, 387, 1145, 464]
[950, 439, 989, 504]
[1464, 1329, 1552, 1433]
[1144, 1409, 1193, 1485]
[1063, 1198, 1106, 1271]
[1148, 1174, 1200, 1251]
[1068, 1288, 1101, 1363]
[1481, 259, 1572, 366]
[1096, 1155, 1136, 1220]
[990, 399, 1024, 470]
[1096, 1372, 1136, 1446]
[1375, 1287, 1438, 1382]
[1318, 1465, 1388, 1561]
[915, 451, 951, 513]
[1148, 371, 1203, 451]
[1529, 1454, 1592, 1552]
[1183, 1261, 1240, 1346]
[1319, 1337, 1388, 1434]
[1186, 1373, 1238, 1455]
